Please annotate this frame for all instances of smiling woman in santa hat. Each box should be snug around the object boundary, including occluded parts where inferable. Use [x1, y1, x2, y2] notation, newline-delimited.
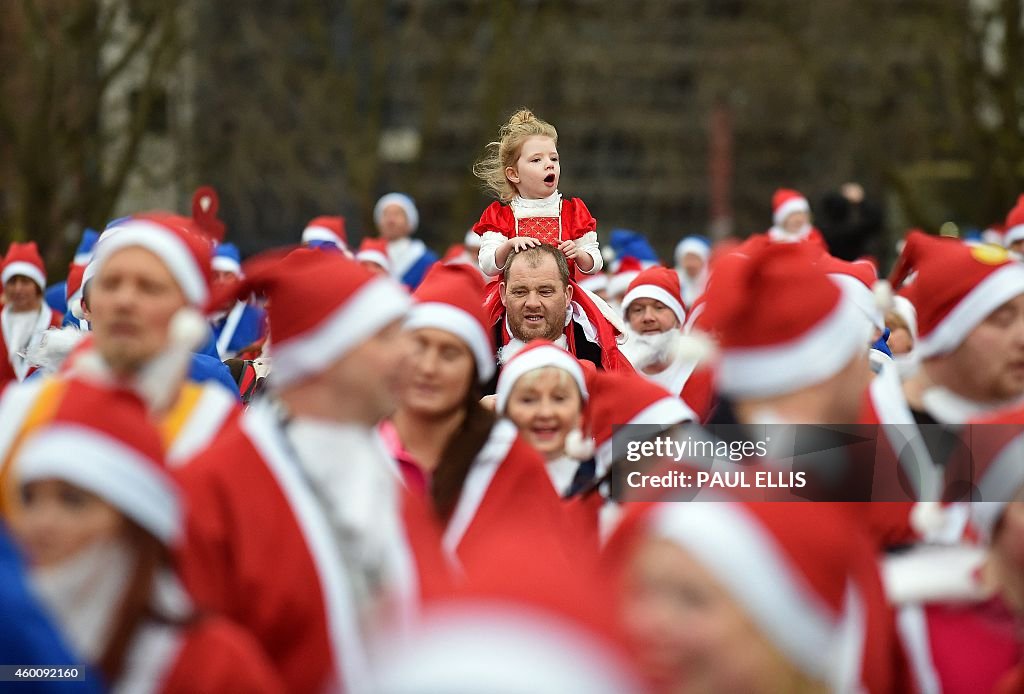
[9, 380, 283, 693]
[494, 341, 592, 497]
[383, 263, 571, 573]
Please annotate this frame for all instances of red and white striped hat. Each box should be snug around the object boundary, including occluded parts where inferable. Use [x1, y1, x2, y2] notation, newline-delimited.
[238, 247, 410, 388]
[700, 243, 867, 399]
[405, 263, 495, 383]
[15, 380, 181, 545]
[621, 266, 686, 327]
[2, 241, 47, 292]
[772, 188, 811, 227]
[889, 230, 1024, 359]
[301, 216, 349, 251]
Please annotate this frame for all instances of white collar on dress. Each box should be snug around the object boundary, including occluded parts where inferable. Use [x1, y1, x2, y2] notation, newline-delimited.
[511, 191, 561, 218]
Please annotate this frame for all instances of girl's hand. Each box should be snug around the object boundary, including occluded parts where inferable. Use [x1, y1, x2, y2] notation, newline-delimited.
[558, 239, 579, 259]
[511, 236, 542, 252]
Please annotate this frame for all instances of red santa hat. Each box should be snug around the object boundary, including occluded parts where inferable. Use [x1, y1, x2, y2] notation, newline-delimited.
[2, 241, 47, 292]
[14, 380, 181, 545]
[301, 216, 349, 251]
[90, 213, 213, 309]
[356, 237, 391, 273]
[772, 188, 811, 227]
[1002, 194, 1024, 247]
[701, 243, 867, 399]
[404, 263, 495, 383]
[587, 371, 696, 474]
[607, 256, 645, 299]
[815, 255, 889, 331]
[638, 502, 872, 691]
[237, 247, 410, 388]
[374, 193, 419, 233]
[495, 340, 588, 414]
[621, 266, 686, 327]
[889, 230, 1024, 359]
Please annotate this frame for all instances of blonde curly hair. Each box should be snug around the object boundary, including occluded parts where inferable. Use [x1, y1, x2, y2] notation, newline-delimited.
[473, 109, 558, 202]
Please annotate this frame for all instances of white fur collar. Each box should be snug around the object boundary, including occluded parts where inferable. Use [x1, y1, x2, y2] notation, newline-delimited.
[768, 224, 812, 243]
[511, 191, 561, 218]
[920, 386, 1024, 426]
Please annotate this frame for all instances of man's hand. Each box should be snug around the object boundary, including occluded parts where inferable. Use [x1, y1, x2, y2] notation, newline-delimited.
[479, 394, 497, 411]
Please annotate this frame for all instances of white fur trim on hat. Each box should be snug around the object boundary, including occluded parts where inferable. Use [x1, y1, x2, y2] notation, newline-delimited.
[830, 274, 884, 331]
[917, 261, 1024, 359]
[272, 276, 411, 389]
[1, 261, 45, 292]
[92, 219, 208, 307]
[890, 296, 918, 342]
[302, 225, 347, 249]
[578, 273, 608, 294]
[464, 229, 482, 248]
[405, 302, 495, 383]
[675, 238, 710, 263]
[1003, 225, 1024, 248]
[650, 503, 866, 689]
[211, 255, 242, 276]
[17, 425, 181, 545]
[357, 249, 391, 273]
[717, 290, 867, 399]
[621, 285, 686, 327]
[607, 271, 640, 299]
[773, 196, 810, 227]
[374, 193, 419, 233]
[495, 344, 588, 414]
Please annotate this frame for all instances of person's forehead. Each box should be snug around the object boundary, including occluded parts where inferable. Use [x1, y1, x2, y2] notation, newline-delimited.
[507, 255, 560, 284]
[519, 136, 557, 156]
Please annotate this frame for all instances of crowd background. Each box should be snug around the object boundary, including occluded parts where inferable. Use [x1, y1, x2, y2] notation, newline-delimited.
[2, 0, 1023, 269]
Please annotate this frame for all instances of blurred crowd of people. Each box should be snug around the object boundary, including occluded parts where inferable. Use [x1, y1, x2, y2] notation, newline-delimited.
[3, 109, 1024, 693]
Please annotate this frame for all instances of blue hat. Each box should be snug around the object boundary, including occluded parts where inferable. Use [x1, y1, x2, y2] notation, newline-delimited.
[73, 229, 100, 265]
[211, 243, 242, 276]
[608, 229, 660, 264]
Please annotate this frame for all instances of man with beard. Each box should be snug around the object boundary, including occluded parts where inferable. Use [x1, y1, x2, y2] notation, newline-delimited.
[620, 266, 711, 417]
[485, 244, 631, 393]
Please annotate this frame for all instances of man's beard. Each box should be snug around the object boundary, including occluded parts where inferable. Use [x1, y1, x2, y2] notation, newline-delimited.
[621, 327, 681, 371]
[509, 305, 566, 343]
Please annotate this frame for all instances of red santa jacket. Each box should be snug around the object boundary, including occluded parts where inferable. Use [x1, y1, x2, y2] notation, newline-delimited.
[176, 402, 449, 693]
[0, 304, 62, 391]
[404, 419, 582, 577]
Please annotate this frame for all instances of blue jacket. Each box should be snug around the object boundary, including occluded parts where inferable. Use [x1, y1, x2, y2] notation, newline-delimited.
[0, 526, 103, 692]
